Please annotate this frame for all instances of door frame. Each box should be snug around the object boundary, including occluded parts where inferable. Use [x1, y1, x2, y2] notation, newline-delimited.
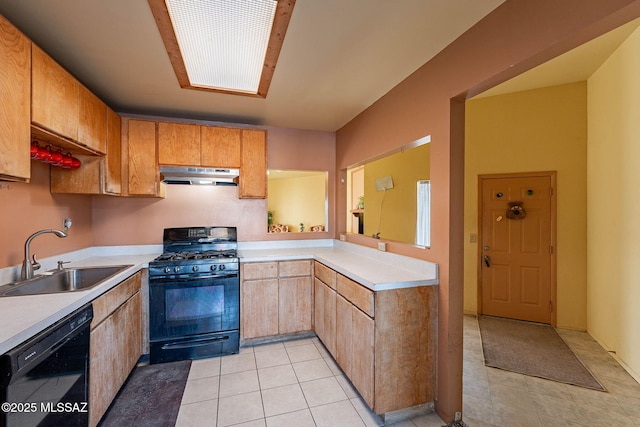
[477, 171, 558, 326]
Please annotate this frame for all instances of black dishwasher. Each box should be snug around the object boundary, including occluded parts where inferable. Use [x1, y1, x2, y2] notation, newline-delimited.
[0, 305, 93, 427]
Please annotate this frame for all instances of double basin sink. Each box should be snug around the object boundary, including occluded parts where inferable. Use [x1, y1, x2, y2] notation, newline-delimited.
[0, 265, 133, 297]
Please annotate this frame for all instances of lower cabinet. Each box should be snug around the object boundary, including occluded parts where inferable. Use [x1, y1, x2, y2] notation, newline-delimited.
[314, 277, 336, 356]
[241, 260, 312, 340]
[315, 260, 437, 415]
[89, 272, 142, 427]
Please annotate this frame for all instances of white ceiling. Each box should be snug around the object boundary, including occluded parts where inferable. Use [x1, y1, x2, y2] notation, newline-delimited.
[0, 0, 505, 131]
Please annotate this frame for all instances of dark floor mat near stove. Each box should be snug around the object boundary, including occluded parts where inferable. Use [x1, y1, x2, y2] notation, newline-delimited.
[99, 360, 191, 427]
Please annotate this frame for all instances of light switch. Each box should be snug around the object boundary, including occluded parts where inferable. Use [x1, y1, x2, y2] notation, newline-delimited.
[378, 242, 387, 251]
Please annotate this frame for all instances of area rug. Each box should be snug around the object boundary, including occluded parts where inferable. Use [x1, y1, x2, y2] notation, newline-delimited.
[478, 316, 605, 391]
[99, 360, 192, 426]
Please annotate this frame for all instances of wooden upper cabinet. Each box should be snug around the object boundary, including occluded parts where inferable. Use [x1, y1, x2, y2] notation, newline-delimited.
[105, 108, 122, 194]
[127, 119, 160, 196]
[0, 15, 31, 182]
[239, 129, 267, 198]
[31, 44, 79, 141]
[78, 84, 107, 154]
[158, 122, 200, 166]
[201, 126, 241, 168]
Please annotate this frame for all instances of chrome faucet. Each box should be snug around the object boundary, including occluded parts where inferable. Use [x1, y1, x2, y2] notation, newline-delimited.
[21, 229, 68, 280]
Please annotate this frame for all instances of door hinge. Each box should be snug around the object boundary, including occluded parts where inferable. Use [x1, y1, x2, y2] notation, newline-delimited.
[549, 245, 554, 254]
[549, 187, 553, 197]
[549, 301, 553, 313]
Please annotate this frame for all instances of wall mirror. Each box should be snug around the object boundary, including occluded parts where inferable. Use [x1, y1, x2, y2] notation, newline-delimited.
[267, 170, 328, 233]
[346, 136, 431, 246]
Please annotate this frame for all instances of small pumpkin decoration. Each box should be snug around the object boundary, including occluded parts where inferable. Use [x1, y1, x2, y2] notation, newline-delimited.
[506, 202, 526, 220]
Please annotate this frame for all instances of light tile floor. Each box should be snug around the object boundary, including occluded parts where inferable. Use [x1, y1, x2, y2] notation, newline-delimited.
[175, 316, 640, 426]
[175, 337, 446, 427]
[463, 315, 640, 427]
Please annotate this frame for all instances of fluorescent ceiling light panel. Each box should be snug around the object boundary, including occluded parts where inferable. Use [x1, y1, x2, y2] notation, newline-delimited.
[149, 0, 295, 97]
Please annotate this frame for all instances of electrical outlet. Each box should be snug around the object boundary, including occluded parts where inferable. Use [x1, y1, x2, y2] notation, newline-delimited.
[378, 242, 386, 251]
[469, 233, 477, 243]
[339, 234, 346, 241]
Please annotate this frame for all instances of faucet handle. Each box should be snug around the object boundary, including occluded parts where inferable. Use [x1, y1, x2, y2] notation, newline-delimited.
[32, 254, 41, 271]
[57, 260, 71, 270]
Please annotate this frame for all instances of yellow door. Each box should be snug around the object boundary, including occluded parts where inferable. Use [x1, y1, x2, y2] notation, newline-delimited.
[480, 173, 555, 324]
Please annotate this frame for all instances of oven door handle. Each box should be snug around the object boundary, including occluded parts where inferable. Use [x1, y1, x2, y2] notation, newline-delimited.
[161, 335, 231, 350]
[150, 273, 238, 283]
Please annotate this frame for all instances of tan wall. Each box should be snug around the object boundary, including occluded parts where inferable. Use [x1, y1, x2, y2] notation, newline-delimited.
[0, 126, 335, 269]
[92, 126, 336, 245]
[587, 26, 640, 379]
[0, 161, 93, 268]
[335, 1, 640, 420]
[464, 82, 588, 330]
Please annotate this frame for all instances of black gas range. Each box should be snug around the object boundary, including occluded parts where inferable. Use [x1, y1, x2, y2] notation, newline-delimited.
[148, 226, 240, 364]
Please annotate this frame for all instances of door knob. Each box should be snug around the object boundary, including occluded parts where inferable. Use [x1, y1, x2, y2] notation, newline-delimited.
[483, 255, 491, 268]
[483, 246, 490, 251]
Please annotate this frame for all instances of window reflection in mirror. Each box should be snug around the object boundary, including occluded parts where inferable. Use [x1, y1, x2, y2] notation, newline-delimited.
[267, 170, 328, 233]
[346, 137, 430, 246]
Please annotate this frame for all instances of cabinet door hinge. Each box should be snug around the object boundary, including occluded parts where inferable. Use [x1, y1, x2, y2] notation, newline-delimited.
[549, 301, 553, 313]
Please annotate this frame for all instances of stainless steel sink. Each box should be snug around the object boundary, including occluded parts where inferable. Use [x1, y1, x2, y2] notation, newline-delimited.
[0, 265, 133, 297]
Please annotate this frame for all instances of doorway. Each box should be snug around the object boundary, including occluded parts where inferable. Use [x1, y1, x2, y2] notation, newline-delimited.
[477, 171, 557, 325]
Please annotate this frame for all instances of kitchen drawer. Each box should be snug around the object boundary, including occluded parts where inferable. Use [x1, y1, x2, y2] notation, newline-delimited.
[242, 262, 278, 280]
[279, 260, 312, 278]
[91, 272, 141, 328]
[314, 261, 336, 289]
[337, 274, 374, 317]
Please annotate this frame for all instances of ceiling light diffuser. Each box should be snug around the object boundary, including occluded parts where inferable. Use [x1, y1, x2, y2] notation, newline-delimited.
[148, 0, 295, 97]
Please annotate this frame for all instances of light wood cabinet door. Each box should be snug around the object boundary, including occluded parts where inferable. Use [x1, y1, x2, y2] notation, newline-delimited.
[335, 294, 353, 377]
[127, 119, 159, 196]
[351, 306, 375, 408]
[314, 278, 336, 356]
[50, 154, 102, 194]
[158, 122, 200, 166]
[239, 129, 267, 198]
[241, 279, 279, 339]
[279, 276, 312, 334]
[89, 289, 141, 427]
[105, 108, 122, 194]
[0, 15, 30, 182]
[31, 44, 79, 141]
[78, 84, 107, 153]
[201, 126, 241, 168]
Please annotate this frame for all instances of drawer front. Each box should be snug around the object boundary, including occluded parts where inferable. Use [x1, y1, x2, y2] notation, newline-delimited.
[337, 274, 374, 317]
[314, 261, 336, 289]
[279, 260, 312, 278]
[242, 262, 278, 280]
[91, 271, 141, 329]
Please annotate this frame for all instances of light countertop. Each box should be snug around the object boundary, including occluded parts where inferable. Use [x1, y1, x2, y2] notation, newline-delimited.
[0, 240, 437, 355]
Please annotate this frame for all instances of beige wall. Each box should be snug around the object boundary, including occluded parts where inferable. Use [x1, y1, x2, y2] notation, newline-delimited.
[0, 161, 93, 268]
[465, 82, 588, 330]
[587, 26, 640, 379]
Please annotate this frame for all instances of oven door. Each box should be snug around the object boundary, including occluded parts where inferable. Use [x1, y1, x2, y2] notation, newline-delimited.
[149, 272, 239, 341]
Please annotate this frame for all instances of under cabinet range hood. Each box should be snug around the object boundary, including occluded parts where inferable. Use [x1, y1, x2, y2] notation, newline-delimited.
[160, 166, 239, 185]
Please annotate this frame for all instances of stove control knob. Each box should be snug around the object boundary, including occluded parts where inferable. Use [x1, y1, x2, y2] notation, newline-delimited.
[219, 264, 226, 271]
[192, 265, 199, 272]
[174, 266, 180, 273]
[164, 266, 171, 274]
[210, 265, 217, 271]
